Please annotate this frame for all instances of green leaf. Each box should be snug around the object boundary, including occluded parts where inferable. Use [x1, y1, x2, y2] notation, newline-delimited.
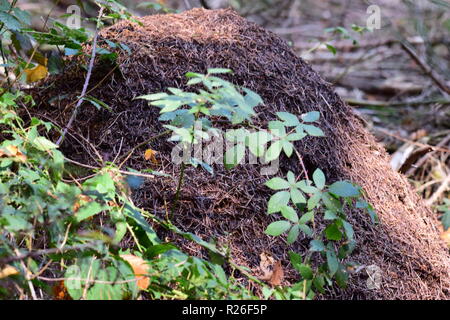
[312, 168, 326, 190]
[298, 224, 313, 236]
[282, 140, 294, 157]
[123, 203, 161, 245]
[286, 171, 296, 185]
[0, 12, 21, 31]
[265, 177, 289, 190]
[307, 191, 321, 210]
[265, 140, 283, 162]
[288, 251, 302, 266]
[267, 191, 290, 214]
[287, 225, 300, 244]
[322, 192, 342, 211]
[324, 210, 338, 220]
[324, 223, 342, 241]
[268, 121, 286, 136]
[84, 96, 111, 111]
[313, 275, 326, 293]
[207, 68, 232, 74]
[137, 93, 169, 101]
[302, 124, 325, 137]
[74, 202, 108, 222]
[310, 240, 325, 252]
[299, 211, 314, 224]
[342, 220, 354, 240]
[296, 180, 318, 194]
[301, 111, 320, 122]
[335, 268, 349, 288]
[326, 44, 337, 55]
[33, 136, 58, 151]
[326, 250, 339, 276]
[0, 0, 10, 10]
[290, 187, 306, 204]
[328, 181, 360, 197]
[297, 264, 313, 280]
[287, 131, 306, 141]
[145, 243, 178, 259]
[276, 112, 299, 126]
[265, 220, 291, 236]
[83, 174, 116, 199]
[281, 206, 298, 223]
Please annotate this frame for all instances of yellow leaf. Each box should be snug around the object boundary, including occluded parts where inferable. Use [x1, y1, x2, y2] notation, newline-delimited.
[120, 254, 150, 291]
[24, 64, 48, 83]
[0, 265, 19, 279]
[0, 145, 27, 163]
[144, 149, 159, 164]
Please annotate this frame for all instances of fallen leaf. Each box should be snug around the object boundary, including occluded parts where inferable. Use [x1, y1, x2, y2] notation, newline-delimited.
[0, 145, 27, 163]
[144, 148, 159, 164]
[120, 254, 150, 290]
[24, 64, 48, 83]
[259, 252, 275, 281]
[72, 194, 93, 213]
[268, 261, 284, 286]
[259, 252, 284, 286]
[0, 265, 19, 279]
[53, 280, 71, 300]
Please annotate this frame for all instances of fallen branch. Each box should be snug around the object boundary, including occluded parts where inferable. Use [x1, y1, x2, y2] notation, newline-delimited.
[346, 98, 450, 108]
[406, 132, 450, 177]
[400, 42, 450, 95]
[426, 174, 450, 206]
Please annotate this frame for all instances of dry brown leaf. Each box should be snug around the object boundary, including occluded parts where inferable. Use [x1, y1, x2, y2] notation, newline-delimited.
[144, 148, 159, 164]
[0, 265, 19, 279]
[259, 253, 284, 286]
[72, 194, 93, 213]
[259, 252, 275, 281]
[268, 261, 284, 286]
[0, 145, 27, 163]
[53, 280, 71, 300]
[120, 254, 150, 290]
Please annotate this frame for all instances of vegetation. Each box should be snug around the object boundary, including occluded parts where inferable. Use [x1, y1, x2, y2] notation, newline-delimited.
[0, 0, 448, 300]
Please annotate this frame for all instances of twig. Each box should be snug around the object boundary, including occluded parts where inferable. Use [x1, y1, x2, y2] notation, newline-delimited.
[346, 98, 450, 108]
[426, 174, 450, 206]
[64, 156, 156, 179]
[406, 132, 450, 177]
[56, 7, 104, 146]
[374, 127, 450, 154]
[118, 130, 171, 165]
[0, 245, 92, 265]
[400, 42, 450, 95]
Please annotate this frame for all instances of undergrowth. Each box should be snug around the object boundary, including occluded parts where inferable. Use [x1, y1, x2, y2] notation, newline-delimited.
[0, 0, 378, 300]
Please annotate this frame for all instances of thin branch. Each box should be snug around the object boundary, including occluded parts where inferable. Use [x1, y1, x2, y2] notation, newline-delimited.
[0, 245, 91, 265]
[64, 157, 157, 179]
[346, 98, 450, 108]
[426, 174, 450, 206]
[56, 7, 104, 146]
[406, 132, 450, 177]
[400, 42, 450, 95]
